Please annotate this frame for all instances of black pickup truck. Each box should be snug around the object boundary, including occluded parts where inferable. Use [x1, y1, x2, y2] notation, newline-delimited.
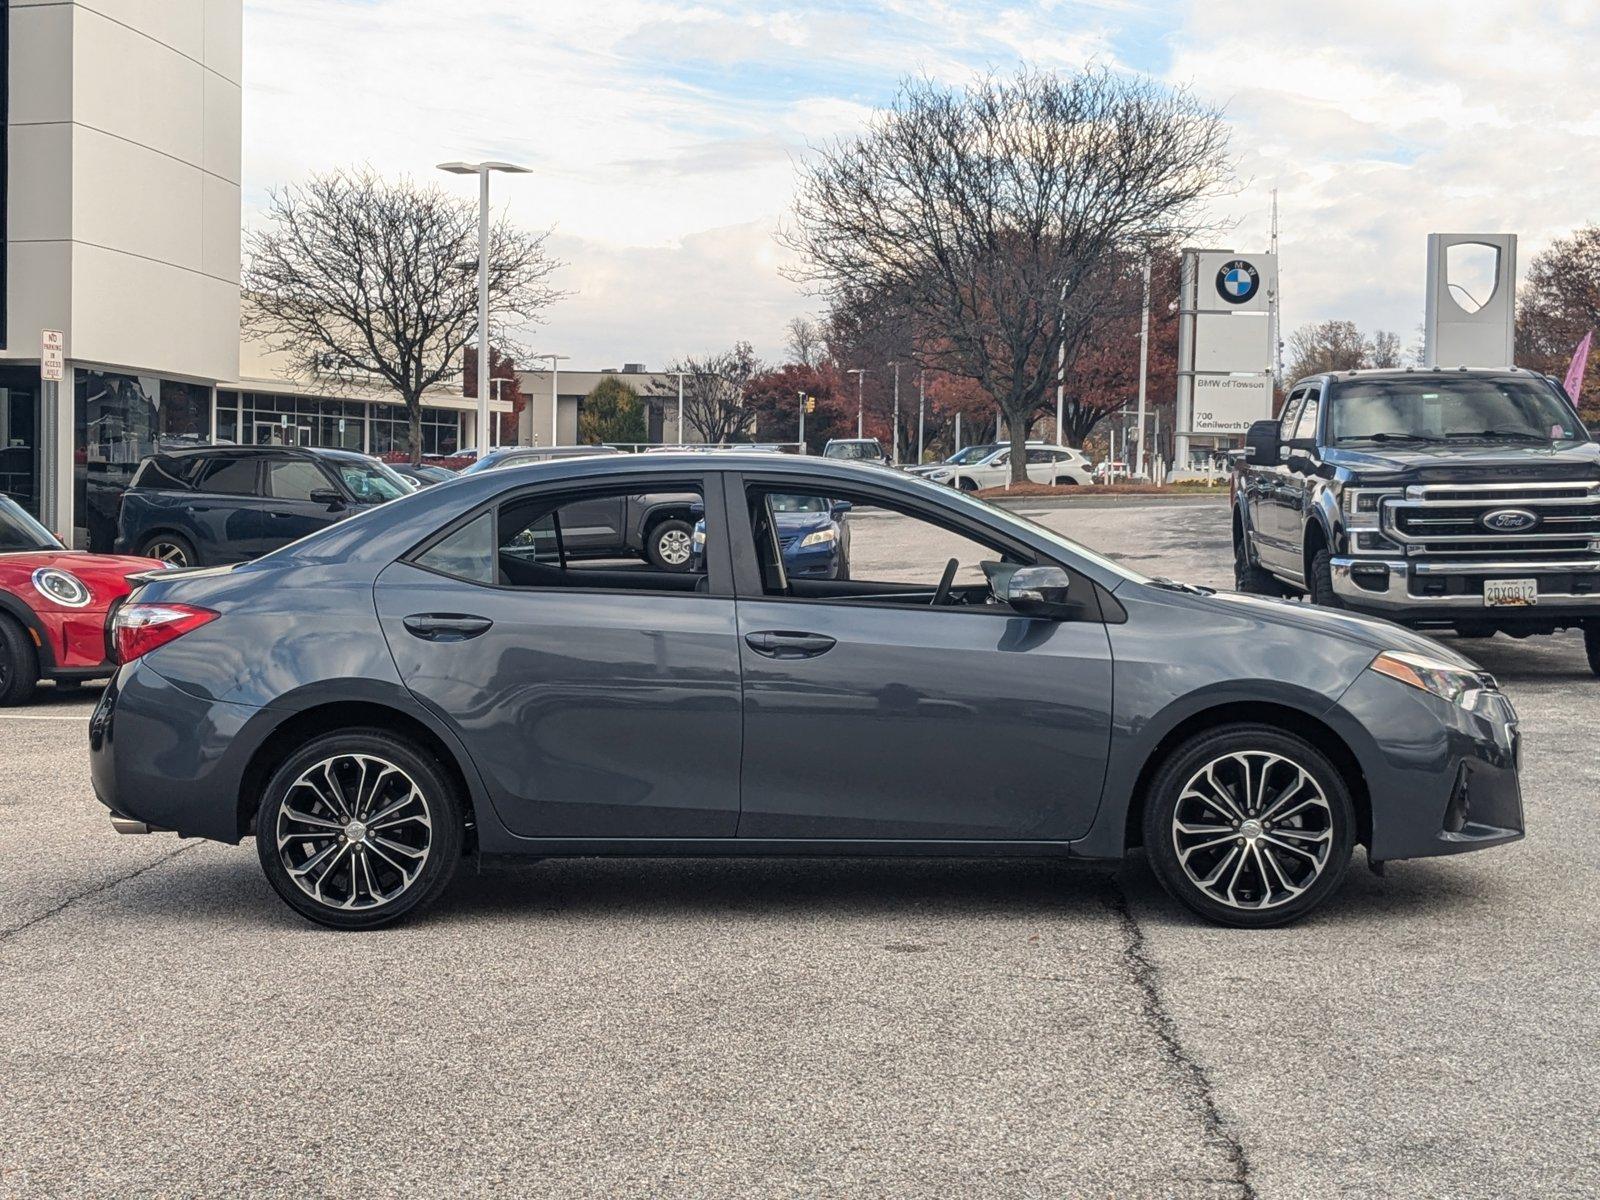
[1232, 366, 1600, 673]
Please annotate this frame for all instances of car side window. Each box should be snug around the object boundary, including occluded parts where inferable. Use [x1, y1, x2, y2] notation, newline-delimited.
[1279, 391, 1305, 441]
[266, 459, 331, 502]
[1026, 449, 1054, 464]
[1294, 392, 1322, 443]
[196, 455, 260, 496]
[415, 511, 496, 584]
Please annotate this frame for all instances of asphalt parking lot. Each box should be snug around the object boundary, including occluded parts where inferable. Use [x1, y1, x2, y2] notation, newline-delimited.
[2, 494, 1596, 1198]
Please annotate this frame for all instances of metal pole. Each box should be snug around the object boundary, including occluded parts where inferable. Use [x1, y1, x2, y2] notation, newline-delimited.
[1175, 250, 1196, 472]
[551, 358, 560, 445]
[890, 361, 901, 466]
[475, 169, 491, 457]
[955, 411, 962, 453]
[916, 369, 925, 463]
[676, 372, 685, 445]
[856, 371, 864, 438]
[797, 390, 806, 453]
[1136, 256, 1150, 479]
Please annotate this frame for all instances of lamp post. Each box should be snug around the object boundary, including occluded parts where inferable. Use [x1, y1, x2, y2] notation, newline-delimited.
[847, 368, 867, 439]
[540, 353, 569, 446]
[916, 368, 925, 464]
[889, 361, 901, 466]
[797, 391, 807, 453]
[436, 160, 531, 457]
[669, 370, 689, 445]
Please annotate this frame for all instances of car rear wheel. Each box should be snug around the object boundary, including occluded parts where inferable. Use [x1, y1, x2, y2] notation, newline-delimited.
[646, 518, 695, 571]
[0, 615, 39, 707]
[139, 533, 198, 568]
[255, 730, 463, 930]
[1142, 725, 1355, 928]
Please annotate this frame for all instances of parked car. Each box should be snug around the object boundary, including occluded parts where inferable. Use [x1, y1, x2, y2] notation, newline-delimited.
[0, 496, 164, 705]
[691, 492, 852, 579]
[822, 437, 886, 463]
[390, 463, 458, 489]
[461, 445, 618, 474]
[918, 442, 1092, 490]
[1233, 366, 1600, 672]
[93, 452, 1521, 930]
[114, 446, 412, 567]
[905, 443, 999, 479]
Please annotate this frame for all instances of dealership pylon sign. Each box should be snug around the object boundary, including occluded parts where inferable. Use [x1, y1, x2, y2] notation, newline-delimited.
[1175, 249, 1277, 461]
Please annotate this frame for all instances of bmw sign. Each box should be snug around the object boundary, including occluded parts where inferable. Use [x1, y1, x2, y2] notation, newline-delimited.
[1215, 260, 1259, 305]
[1481, 508, 1539, 533]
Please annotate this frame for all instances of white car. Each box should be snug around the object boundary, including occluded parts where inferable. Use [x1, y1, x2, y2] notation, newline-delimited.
[914, 442, 1092, 490]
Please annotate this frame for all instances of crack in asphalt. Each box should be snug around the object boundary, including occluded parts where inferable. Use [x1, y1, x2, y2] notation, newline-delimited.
[1105, 877, 1260, 1200]
[0, 844, 195, 944]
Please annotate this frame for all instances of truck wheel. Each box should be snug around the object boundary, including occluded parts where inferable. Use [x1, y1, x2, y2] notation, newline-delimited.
[1585, 625, 1600, 677]
[0, 615, 40, 707]
[1233, 530, 1284, 596]
[1308, 548, 1343, 609]
[646, 519, 695, 572]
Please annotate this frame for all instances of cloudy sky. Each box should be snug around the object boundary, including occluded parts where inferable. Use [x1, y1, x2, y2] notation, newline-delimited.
[242, 0, 1600, 369]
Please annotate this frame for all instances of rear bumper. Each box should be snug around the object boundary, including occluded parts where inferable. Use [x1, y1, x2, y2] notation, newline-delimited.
[1331, 555, 1600, 620]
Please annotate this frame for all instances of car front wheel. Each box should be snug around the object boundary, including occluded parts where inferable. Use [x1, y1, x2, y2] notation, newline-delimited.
[255, 730, 463, 930]
[0, 615, 39, 706]
[1142, 725, 1355, 928]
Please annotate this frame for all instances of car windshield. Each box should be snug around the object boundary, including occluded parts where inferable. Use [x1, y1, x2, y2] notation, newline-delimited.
[336, 460, 410, 502]
[1330, 377, 1585, 445]
[946, 444, 995, 465]
[0, 498, 63, 551]
[770, 494, 830, 513]
[901, 473, 1149, 585]
[827, 442, 883, 460]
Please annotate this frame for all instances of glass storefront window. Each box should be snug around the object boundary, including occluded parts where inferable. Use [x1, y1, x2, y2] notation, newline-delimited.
[0, 368, 42, 517]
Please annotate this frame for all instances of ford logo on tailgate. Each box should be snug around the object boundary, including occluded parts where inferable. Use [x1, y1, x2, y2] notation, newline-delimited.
[1481, 508, 1539, 533]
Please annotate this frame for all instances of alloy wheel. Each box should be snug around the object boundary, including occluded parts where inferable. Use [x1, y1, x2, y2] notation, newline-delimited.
[275, 753, 434, 912]
[148, 541, 191, 567]
[657, 528, 692, 566]
[1171, 750, 1334, 910]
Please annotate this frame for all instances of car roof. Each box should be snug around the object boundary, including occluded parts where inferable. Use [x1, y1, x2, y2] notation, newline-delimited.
[151, 444, 372, 462]
[1299, 366, 1534, 388]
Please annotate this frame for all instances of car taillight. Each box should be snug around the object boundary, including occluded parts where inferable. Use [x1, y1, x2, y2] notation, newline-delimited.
[112, 603, 218, 663]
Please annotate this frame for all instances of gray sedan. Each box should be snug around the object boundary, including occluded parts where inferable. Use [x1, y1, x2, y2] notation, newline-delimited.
[90, 453, 1522, 929]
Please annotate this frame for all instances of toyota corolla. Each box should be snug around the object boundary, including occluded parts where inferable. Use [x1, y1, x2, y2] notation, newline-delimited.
[89, 453, 1522, 929]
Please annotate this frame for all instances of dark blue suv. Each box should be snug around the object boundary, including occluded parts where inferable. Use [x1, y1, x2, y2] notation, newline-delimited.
[114, 446, 411, 567]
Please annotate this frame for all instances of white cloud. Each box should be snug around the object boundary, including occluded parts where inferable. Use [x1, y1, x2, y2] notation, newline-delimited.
[242, 0, 1600, 368]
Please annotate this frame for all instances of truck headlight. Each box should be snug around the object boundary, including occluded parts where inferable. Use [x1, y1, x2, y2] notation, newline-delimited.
[1342, 489, 1401, 531]
[1369, 650, 1492, 711]
[799, 527, 837, 548]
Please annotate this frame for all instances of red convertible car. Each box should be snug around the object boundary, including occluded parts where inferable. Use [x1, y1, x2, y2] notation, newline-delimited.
[0, 496, 165, 705]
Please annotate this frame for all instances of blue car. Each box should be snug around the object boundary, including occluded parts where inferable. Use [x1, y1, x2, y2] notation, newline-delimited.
[693, 493, 851, 579]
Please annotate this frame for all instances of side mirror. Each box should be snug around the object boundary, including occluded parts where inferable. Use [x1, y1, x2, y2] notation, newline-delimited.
[1285, 450, 1315, 475]
[1003, 565, 1074, 618]
[309, 488, 345, 509]
[1244, 419, 1281, 468]
[830, 500, 852, 517]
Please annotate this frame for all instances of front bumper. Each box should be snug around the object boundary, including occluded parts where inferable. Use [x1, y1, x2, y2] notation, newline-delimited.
[1327, 669, 1524, 862]
[1331, 555, 1600, 618]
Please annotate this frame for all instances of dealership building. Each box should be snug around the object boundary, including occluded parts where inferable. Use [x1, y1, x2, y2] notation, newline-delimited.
[0, 1, 494, 549]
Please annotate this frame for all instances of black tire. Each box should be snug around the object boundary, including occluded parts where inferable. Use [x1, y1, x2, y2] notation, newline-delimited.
[1307, 547, 1343, 608]
[138, 533, 199, 568]
[1233, 525, 1285, 596]
[1142, 724, 1355, 928]
[645, 518, 695, 572]
[958, 478, 979, 493]
[255, 729, 464, 930]
[1585, 625, 1600, 677]
[0, 615, 40, 707]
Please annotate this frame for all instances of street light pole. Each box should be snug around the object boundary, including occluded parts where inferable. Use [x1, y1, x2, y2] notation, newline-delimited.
[889, 361, 901, 466]
[670, 370, 688, 445]
[797, 390, 807, 453]
[1136, 256, 1151, 480]
[540, 353, 569, 445]
[436, 160, 531, 457]
[916, 368, 925, 464]
[847, 368, 867, 438]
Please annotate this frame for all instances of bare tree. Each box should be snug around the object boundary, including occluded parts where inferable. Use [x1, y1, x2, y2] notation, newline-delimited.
[657, 342, 763, 444]
[1518, 226, 1600, 414]
[244, 168, 563, 462]
[1366, 329, 1404, 369]
[784, 316, 825, 368]
[1286, 320, 1369, 381]
[783, 66, 1232, 482]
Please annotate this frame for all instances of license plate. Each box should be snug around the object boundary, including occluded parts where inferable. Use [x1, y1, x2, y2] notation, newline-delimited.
[1484, 578, 1538, 607]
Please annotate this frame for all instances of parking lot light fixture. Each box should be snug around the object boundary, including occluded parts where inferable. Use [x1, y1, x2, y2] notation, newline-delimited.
[436, 160, 532, 456]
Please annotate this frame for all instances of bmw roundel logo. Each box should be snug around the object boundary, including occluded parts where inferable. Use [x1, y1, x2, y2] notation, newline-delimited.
[1216, 260, 1259, 305]
[1481, 508, 1538, 533]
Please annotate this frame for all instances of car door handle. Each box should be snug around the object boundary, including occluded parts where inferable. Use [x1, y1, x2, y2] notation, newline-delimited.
[744, 630, 836, 659]
[403, 613, 494, 642]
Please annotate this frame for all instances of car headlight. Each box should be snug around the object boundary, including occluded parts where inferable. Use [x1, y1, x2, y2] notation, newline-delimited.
[32, 567, 92, 608]
[798, 527, 837, 548]
[929, 470, 953, 481]
[1342, 488, 1401, 531]
[1369, 650, 1492, 711]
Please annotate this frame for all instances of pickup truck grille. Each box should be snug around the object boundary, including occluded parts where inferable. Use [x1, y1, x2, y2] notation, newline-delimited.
[1383, 481, 1600, 559]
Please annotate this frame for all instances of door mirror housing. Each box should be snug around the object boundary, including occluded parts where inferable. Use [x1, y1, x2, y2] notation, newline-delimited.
[1003, 565, 1074, 618]
[309, 488, 345, 509]
[1244, 419, 1281, 468]
[829, 500, 852, 517]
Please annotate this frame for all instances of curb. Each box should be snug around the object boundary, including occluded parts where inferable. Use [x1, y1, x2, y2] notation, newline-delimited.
[985, 492, 1230, 510]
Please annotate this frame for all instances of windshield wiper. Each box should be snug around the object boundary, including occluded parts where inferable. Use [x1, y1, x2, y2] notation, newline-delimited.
[1147, 576, 1214, 596]
[1345, 432, 1446, 444]
[1444, 428, 1549, 442]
